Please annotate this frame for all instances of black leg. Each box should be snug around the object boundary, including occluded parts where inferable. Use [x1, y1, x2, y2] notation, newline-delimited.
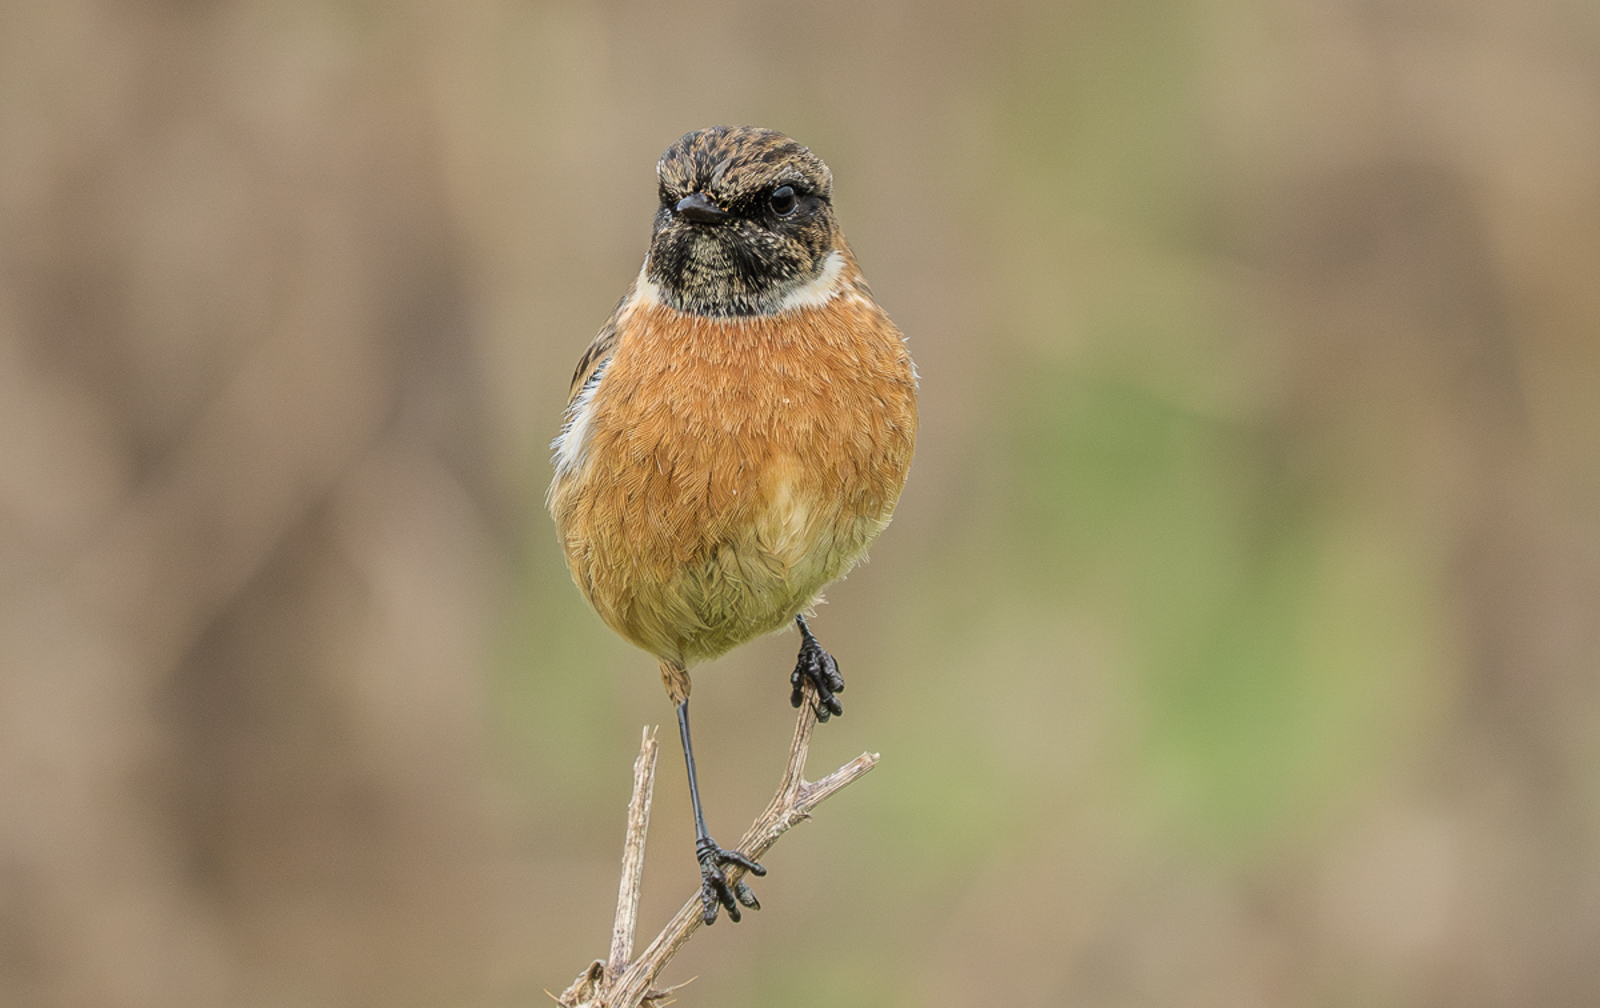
[675, 700, 764, 924]
[791, 614, 845, 721]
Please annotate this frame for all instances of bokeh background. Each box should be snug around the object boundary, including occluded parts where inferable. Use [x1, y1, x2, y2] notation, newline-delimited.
[4, 1, 1599, 1006]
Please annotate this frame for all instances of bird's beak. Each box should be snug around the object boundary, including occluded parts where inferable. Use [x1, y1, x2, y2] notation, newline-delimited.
[674, 192, 730, 224]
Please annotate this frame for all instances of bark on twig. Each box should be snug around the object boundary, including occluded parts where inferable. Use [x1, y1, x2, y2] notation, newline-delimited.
[556, 682, 878, 1008]
[609, 727, 659, 977]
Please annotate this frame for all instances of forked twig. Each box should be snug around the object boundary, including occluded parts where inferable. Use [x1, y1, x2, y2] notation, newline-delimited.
[556, 682, 879, 1008]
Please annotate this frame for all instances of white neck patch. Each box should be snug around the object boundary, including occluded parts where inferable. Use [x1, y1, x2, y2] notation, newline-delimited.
[772, 249, 848, 313]
[634, 250, 851, 316]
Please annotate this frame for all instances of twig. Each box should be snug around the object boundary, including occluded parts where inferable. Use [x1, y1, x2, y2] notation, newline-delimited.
[557, 682, 879, 1008]
[609, 727, 659, 976]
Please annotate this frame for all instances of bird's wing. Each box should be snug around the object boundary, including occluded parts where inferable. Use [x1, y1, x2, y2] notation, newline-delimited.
[566, 291, 629, 403]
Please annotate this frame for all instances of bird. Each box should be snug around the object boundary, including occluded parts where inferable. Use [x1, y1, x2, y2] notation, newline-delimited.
[547, 126, 917, 925]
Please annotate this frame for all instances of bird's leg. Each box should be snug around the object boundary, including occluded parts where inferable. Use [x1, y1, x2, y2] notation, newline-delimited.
[675, 699, 764, 925]
[791, 614, 845, 721]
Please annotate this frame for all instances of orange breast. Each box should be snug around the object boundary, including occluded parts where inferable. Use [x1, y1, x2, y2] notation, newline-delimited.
[549, 287, 917, 667]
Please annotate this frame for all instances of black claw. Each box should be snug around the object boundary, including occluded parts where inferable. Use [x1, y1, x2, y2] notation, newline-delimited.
[695, 837, 764, 925]
[791, 616, 846, 722]
[734, 879, 760, 910]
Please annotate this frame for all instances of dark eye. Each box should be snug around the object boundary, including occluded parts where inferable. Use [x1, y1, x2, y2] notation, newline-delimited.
[769, 185, 798, 216]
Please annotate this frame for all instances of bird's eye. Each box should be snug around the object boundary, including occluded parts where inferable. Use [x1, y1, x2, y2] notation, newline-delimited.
[769, 185, 798, 217]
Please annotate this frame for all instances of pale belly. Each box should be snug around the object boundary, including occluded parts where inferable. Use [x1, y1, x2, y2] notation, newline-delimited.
[552, 446, 892, 667]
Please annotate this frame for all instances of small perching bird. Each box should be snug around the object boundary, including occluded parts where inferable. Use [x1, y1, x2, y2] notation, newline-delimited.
[548, 126, 917, 924]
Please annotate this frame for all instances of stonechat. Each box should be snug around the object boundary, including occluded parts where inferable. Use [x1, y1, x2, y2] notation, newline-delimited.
[548, 126, 917, 924]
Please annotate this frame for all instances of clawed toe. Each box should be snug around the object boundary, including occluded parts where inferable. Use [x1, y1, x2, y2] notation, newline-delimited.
[696, 836, 765, 925]
[790, 616, 845, 721]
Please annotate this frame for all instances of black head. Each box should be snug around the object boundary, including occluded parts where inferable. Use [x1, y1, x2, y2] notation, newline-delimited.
[646, 126, 840, 317]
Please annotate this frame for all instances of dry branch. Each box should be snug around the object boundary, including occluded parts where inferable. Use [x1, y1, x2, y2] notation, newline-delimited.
[557, 682, 878, 1008]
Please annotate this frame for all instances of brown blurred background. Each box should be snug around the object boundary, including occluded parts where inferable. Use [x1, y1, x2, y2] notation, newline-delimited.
[3, 1, 1598, 1006]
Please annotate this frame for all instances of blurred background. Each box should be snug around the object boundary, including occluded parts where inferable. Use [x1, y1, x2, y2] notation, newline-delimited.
[3, 0, 1599, 1006]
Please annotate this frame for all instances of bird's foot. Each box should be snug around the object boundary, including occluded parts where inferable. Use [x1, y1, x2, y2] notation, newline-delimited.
[791, 617, 845, 721]
[696, 836, 764, 925]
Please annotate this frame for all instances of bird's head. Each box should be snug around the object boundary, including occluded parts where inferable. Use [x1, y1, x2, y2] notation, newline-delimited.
[646, 126, 841, 317]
